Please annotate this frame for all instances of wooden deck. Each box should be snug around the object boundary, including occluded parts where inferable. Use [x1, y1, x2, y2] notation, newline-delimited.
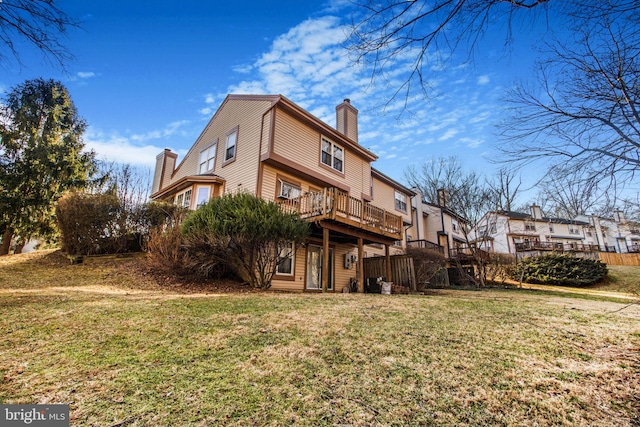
[278, 187, 403, 240]
[514, 241, 600, 253]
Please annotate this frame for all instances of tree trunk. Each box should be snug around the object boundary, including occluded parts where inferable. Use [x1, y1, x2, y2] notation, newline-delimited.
[14, 237, 26, 254]
[0, 228, 13, 255]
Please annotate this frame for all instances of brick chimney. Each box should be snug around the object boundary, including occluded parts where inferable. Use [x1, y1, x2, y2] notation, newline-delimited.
[336, 99, 358, 143]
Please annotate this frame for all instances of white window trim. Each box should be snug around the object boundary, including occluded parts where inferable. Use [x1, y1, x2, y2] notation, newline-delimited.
[278, 179, 302, 200]
[320, 137, 344, 173]
[224, 127, 238, 164]
[199, 142, 217, 174]
[276, 242, 295, 276]
[196, 186, 211, 207]
[394, 190, 407, 213]
[176, 188, 192, 209]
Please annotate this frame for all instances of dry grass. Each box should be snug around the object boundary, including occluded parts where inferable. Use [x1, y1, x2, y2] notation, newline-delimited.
[592, 265, 640, 295]
[0, 251, 638, 426]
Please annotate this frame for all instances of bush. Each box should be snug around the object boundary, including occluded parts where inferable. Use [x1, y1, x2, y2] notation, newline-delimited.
[406, 247, 447, 289]
[56, 192, 124, 255]
[182, 192, 309, 289]
[146, 224, 188, 274]
[56, 193, 181, 256]
[513, 254, 607, 287]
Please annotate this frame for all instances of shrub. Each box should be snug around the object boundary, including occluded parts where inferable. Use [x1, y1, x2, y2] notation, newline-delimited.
[146, 224, 188, 275]
[182, 192, 309, 289]
[56, 192, 123, 255]
[486, 253, 517, 286]
[513, 253, 607, 287]
[406, 247, 447, 289]
[56, 193, 181, 256]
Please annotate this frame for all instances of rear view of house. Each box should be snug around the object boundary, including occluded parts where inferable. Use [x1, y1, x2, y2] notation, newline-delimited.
[151, 95, 414, 292]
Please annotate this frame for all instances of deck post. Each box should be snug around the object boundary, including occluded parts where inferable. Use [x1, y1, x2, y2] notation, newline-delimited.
[322, 226, 329, 292]
[322, 187, 327, 217]
[385, 244, 391, 283]
[358, 238, 364, 293]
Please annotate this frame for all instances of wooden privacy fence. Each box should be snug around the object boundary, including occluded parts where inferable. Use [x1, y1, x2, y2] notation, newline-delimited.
[363, 255, 416, 291]
[598, 252, 640, 266]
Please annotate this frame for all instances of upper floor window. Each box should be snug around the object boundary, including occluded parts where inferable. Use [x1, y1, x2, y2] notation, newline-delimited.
[224, 128, 238, 163]
[321, 137, 343, 173]
[394, 190, 407, 213]
[452, 219, 459, 233]
[199, 143, 217, 174]
[549, 224, 555, 233]
[489, 222, 497, 234]
[569, 226, 580, 235]
[278, 179, 301, 200]
[525, 222, 536, 231]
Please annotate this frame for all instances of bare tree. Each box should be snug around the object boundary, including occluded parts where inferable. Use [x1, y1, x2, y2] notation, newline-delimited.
[404, 155, 480, 205]
[0, 0, 80, 68]
[347, 0, 557, 106]
[534, 168, 609, 219]
[347, 1, 638, 108]
[405, 156, 497, 286]
[499, 13, 640, 195]
[486, 167, 523, 211]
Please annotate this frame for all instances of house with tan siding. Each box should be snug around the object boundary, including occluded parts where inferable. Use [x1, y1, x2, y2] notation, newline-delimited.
[151, 95, 414, 292]
[406, 188, 469, 259]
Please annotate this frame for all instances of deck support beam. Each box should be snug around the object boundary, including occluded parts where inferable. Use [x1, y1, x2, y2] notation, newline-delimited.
[385, 244, 391, 283]
[322, 226, 329, 293]
[357, 237, 364, 293]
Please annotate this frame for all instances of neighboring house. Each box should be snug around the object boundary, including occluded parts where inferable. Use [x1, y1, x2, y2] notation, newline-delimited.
[576, 210, 640, 253]
[475, 205, 599, 256]
[406, 189, 470, 259]
[151, 95, 414, 292]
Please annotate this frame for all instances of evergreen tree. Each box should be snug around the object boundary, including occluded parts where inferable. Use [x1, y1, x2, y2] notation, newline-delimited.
[0, 78, 95, 255]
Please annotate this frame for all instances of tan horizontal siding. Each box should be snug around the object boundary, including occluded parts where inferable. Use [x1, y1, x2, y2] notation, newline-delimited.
[272, 109, 368, 198]
[170, 99, 272, 193]
[371, 176, 412, 243]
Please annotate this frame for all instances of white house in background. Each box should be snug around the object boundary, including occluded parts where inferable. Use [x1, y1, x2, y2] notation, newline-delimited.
[475, 205, 601, 255]
[576, 210, 640, 253]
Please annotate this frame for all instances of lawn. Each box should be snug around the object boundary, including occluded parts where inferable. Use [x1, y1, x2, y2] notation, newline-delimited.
[0, 251, 638, 426]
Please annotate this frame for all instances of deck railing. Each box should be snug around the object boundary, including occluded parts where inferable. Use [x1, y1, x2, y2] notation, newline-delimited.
[406, 239, 445, 254]
[278, 187, 403, 237]
[514, 241, 601, 253]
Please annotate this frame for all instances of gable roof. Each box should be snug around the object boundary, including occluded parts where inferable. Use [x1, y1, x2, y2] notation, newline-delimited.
[371, 168, 415, 196]
[171, 94, 378, 178]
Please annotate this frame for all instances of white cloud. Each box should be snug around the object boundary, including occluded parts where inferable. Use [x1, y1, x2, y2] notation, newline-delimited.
[77, 71, 96, 79]
[438, 129, 459, 141]
[84, 131, 163, 167]
[130, 120, 190, 143]
[460, 137, 483, 148]
[84, 120, 192, 167]
[477, 75, 490, 85]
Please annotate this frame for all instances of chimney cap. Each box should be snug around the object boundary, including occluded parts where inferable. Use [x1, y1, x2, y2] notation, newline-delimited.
[344, 98, 350, 104]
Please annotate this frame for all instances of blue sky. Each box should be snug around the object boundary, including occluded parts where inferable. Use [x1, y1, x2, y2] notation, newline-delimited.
[0, 0, 550, 188]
